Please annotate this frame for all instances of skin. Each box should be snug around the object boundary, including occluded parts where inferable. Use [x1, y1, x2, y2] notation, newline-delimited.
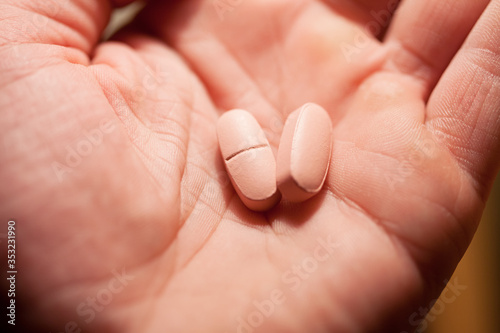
[0, 0, 499, 332]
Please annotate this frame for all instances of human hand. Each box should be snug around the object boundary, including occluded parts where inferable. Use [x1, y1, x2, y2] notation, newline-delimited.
[1, 0, 499, 332]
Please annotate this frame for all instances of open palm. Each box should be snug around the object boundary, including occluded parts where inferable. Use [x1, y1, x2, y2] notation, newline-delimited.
[1, 0, 499, 332]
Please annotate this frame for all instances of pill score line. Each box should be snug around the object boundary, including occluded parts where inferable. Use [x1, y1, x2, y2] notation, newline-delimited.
[217, 109, 281, 211]
[217, 105, 331, 211]
[225, 144, 269, 161]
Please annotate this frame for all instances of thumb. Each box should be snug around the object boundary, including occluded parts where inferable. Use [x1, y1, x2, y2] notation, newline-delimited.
[0, 0, 137, 54]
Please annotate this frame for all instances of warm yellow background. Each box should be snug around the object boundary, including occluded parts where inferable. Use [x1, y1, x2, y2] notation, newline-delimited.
[428, 175, 500, 333]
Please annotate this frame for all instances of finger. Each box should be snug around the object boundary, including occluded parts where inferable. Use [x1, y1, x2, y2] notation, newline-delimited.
[136, 0, 306, 149]
[383, 0, 490, 97]
[426, 0, 500, 193]
[0, 0, 136, 55]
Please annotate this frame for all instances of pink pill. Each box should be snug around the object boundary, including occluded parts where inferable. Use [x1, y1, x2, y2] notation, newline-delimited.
[277, 103, 333, 203]
[217, 109, 281, 211]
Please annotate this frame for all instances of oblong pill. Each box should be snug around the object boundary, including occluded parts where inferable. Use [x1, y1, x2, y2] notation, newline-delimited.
[277, 103, 333, 203]
[217, 109, 280, 211]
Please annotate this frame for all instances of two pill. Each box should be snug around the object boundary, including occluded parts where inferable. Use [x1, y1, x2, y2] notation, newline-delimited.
[217, 103, 333, 211]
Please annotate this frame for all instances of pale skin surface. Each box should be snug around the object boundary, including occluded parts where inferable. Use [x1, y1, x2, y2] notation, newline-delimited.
[1, 0, 499, 332]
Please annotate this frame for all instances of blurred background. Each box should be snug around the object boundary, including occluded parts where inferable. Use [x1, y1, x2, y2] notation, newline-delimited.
[427, 175, 500, 333]
[105, 3, 500, 332]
